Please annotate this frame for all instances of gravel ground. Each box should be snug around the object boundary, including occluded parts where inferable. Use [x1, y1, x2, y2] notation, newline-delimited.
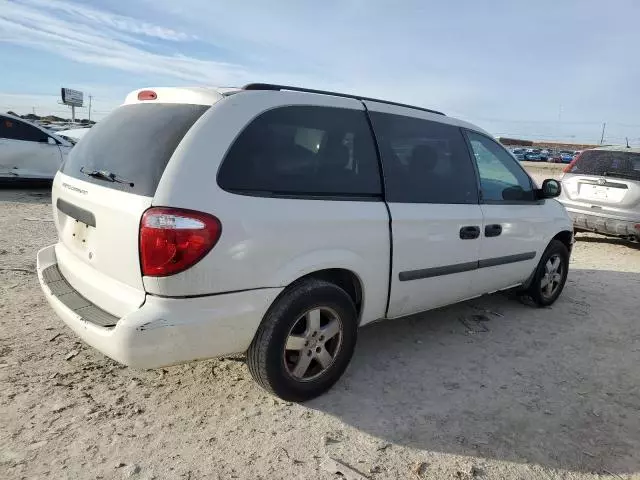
[1, 183, 640, 480]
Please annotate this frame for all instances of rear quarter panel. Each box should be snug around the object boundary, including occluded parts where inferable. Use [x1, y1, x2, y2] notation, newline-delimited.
[149, 91, 390, 325]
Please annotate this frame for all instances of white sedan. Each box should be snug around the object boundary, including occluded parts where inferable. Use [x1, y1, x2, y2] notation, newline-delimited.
[56, 127, 91, 144]
[1, 113, 73, 183]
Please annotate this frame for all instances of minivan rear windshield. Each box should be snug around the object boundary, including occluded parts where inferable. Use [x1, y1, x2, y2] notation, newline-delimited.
[61, 103, 209, 196]
[569, 150, 640, 180]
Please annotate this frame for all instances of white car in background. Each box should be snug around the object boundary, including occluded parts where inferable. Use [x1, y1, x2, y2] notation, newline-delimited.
[559, 146, 640, 241]
[0, 113, 73, 183]
[56, 127, 91, 144]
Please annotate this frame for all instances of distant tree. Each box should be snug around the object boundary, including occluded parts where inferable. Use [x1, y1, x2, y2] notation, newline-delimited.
[42, 115, 67, 122]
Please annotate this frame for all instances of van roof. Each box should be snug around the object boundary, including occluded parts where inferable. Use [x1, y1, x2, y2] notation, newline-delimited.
[242, 83, 446, 116]
[124, 87, 241, 106]
[122, 84, 490, 137]
[124, 83, 444, 116]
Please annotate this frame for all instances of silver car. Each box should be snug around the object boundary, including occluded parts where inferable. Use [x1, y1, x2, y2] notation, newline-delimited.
[559, 146, 640, 241]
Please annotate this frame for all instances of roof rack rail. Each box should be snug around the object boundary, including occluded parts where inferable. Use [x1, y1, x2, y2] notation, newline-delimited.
[242, 83, 445, 116]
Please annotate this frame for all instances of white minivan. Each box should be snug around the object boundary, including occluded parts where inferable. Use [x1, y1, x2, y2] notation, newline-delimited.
[37, 84, 573, 401]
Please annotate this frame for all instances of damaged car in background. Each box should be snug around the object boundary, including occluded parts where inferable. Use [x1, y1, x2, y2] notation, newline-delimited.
[0, 113, 73, 184]
[559, 146, 640, 241]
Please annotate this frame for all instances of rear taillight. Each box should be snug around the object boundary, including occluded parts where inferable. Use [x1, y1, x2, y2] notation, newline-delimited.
[140, 208, 221, 277]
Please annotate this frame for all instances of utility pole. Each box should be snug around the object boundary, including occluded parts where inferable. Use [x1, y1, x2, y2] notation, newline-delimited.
[600, 122, 606, 144]
[88, 95, 93, 123]
[32, 107, 36, 115]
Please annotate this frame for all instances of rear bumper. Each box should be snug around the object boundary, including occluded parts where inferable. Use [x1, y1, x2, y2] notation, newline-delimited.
[564, 208, 640, 238]
[37, 244, 283, 368]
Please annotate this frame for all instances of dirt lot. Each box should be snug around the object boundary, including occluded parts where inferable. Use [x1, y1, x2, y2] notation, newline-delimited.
[1, 182, 640, 480]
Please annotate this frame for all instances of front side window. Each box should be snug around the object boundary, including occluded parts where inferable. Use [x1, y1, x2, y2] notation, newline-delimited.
[0, 116, 48, 142]
[218, 106, 382, 198]
[369, 112, 478, 204]
[466, 131, 534, 202]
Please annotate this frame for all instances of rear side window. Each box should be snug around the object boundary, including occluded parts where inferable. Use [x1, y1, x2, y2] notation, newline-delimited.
[369, 112, 478, 204]
[218, 106, 382, 198]
[61, 103, 209, 197]
[0, 115, 48, 142]
[569, 150, 640, 180]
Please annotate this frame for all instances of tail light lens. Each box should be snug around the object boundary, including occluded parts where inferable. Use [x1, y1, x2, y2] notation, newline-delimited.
[140, 208, 221, 277]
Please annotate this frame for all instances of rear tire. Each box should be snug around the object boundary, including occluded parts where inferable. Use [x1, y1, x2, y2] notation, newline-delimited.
[247, 279, 358, 402]
[520, 239, 569, 307]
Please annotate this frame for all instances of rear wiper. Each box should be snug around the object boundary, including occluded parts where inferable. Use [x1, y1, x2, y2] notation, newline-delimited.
[80, 167, 134, 187]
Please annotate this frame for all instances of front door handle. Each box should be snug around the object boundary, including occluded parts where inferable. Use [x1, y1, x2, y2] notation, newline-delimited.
[459, 225, 480, 240]
[485, 224, 502, 237]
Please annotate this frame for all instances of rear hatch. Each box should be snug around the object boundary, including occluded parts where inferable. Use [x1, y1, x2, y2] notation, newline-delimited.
[53, 99, 210, 317]
[561, 149, 640, 213]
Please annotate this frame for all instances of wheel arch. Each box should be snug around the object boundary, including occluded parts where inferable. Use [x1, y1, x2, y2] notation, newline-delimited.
[274, 268, 365, 323]
[552, 230, 574, 254]
[522, 230, 573, 290]
[268, 247, 382, 325]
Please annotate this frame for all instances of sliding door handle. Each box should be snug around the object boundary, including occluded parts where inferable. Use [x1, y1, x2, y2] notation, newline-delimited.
[460, 225, 480, 240]
[485, 224, 502, 237]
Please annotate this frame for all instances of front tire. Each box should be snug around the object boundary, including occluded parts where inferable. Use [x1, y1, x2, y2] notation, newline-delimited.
[520, 239, 569, 307]
[247, 278, 358, 402]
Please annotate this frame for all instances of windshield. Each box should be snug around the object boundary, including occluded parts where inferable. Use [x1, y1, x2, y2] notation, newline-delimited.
[569, 150, 640, 180]
[60, 103, 209, 196]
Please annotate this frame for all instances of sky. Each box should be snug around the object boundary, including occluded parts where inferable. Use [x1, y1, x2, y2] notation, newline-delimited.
[1, 0, 639, 145]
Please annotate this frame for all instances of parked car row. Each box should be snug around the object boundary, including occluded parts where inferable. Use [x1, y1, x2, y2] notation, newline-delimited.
[548, 150, 582, 164]
[510, 147, 581, 163]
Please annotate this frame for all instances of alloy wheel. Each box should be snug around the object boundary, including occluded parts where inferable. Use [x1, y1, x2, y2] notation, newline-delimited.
[283, 307, 343, 382]
[540, 253, 564, 300]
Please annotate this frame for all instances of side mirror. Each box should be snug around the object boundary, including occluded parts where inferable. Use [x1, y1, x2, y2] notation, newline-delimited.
[47, 137, 58, 146]
[538, 179, 561, 199]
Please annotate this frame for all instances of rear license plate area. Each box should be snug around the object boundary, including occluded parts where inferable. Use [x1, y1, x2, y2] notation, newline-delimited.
[581, 184, 608, 200]
[71, 219, 91, 245]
